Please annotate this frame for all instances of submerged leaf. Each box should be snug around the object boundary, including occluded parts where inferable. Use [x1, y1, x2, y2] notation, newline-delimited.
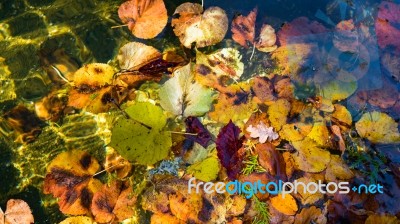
[231, 8, 257, 48]
[159, 64, 215, 117]
[216, 120, 245, 179]
[172, 3, 228, 48]
[0, 199, 34, 224]
[355, 111, 400, 144]
[268, 99, 291, 131]
[59, 216, 95, 224]
[110, 102, 172, 165]
[256, 24, 278, 53]
[187, 152, 221, 182]
[117, 42, 161, 71]
[118, 0, 168, 39]
[43, 150, 102, 215]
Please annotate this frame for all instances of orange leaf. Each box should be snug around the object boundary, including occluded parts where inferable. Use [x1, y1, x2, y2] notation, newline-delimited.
[118, 0, 168, 39]
[231, 8, 257, 48]
[270, 193, 298, 216]
[0, 199, 34, 224]
[43, 150, 102, 215]
[91, 181, 121, 223]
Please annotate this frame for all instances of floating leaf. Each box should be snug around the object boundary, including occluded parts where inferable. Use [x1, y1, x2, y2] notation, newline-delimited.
[43, 150, 102, 215]
[355, 111, 400, 144]
[216, 120, 245, 179]
[172, 3, 228, 48]
[187, 152, 220, 182]
[256, 24, 278, 53]
[195, 48, 244, 82]
[0, 199, 34, 224]
[104, 148, 132, 179]
[184, 116, 212, 148]
[231, 8, 257, 48]
[252, 76, 277, 103]
[270, 194, 298, 216]
[71, 63, 114, 87]
[110, 102, 172, 165]
[59, 216, 95, 224]
[319, 73, 357, 101]
[375, 1, 400, 54]
[159, 64, 215, 117]
[118, 0, 168, 39]
[291, 138, 331, 173]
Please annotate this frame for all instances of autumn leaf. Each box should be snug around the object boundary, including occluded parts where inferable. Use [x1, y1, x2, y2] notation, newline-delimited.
[246, 121, 279, 143]
[355, 111, 400, 144]
[159, 63, 215, 117]
[172, 3, 228, 48]
[252, 76, 277, 103]
[110, 102, 172, 165]
[104, 148, 132, 179]
[0, 199, 34, 224]
[270, 194, 298, 216]
[267, 98, 291, 131]
[216, 120, 245, 179]
[59, 216, 96, 224]
[256, 24, 278, 53]
[292, 177, 323, 205]
[375, 1, 400, 54]
[365, 214, 399, 224]
[184, 116, 212, 148]
[291, 137, 331, 173]
[294, 206, 326, 224]
[43, 150, 103, 215]
[187, 151, 220, 182]
[325, 155, 354, 182]
[231, 8, 257, 48]
[118, 0, 168, 39]
[117, 42, 161, 71]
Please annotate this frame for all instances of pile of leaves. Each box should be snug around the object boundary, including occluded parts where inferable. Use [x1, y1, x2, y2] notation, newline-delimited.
[2, 0, 400, 223]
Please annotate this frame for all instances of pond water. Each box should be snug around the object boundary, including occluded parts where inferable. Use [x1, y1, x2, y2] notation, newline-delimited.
[0, 0, 399, 223]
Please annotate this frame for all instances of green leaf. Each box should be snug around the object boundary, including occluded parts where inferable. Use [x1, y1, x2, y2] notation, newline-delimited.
[110, 102, 172, 165]
[159, 64, 215, 117]
[187, 152, 220, 182]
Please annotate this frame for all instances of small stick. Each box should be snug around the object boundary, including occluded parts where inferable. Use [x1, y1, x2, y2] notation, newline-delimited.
[249, 42, 256, 61]
[92, 163, 124, 177]
[111, 24, 129, 29]
[168, 131, 198, 136]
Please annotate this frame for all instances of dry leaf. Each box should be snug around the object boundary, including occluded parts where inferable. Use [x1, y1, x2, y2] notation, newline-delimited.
[117, 42, 161, 70]
[365, 214, 399, 224]
[231, 8, 257, 48]
[294, 206, 326, 224]
[118, 0, 168, 39]
[268, 99, 291, 131]
[0, 199, 34, 224]
[291, 137, 331, 173]
[172, 3, 228, 48]
[256, 24, 278, 52]
[325, 155, 354, 182]
[292, 177, 324, 205]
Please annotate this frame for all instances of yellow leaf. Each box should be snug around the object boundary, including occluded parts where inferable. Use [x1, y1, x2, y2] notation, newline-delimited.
[365, 214, 399, 224]
[187, 154, 220, 182]
[279, 123, 312, 142]
[307, 122, 330, 147]
[332, 104, 352, 130]
[270, 193, 298, 216]
[355, 111, 400, 144]
[268, 99, 291, 131]
[293, 177, 324, 205]
[325, 155, 354, 182]
[292, 138, 331, 173]
[59, 216, 96, 224]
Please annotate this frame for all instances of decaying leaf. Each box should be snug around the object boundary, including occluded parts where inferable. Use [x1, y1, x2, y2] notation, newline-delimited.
[256, 24, 278, 52]
[110, 102, 172, 165]
[35, 90, 68, 122]
[104, 148, 132, 179]
[231, 8, 257, 48]
[355, 111, 400, 144]
[43, 150, 102, 215]
[91, 181, 136, 223]
[159, 64, 215, 117]
[375, 1, 400, 54]
[195, 48, 244, 82]
[187, 151, 220, 181]
[270, 194, 298, 216]
[252, 76, 277, 103]
[292, 177, 324, 205]
[118, 0, 168, 39]
[172, 3, 228, 48]
[291, 137, 331, 173]
[216, 120, 245, 179]
[0, 199, 34, 224]
[365, 213, 399, 224]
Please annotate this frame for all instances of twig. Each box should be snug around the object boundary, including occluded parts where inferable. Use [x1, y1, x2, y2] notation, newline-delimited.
[111, 24, 129, 29]
[249, 42, 256, 61]
[168, 131, 198, 136]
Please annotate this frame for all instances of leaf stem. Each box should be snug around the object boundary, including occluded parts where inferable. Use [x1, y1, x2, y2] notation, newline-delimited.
[168, 131, 198, 136]
[111, 24, 129, 29]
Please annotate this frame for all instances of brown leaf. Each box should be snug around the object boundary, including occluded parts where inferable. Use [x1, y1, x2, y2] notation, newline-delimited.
[255, 143, 286, 180]
[294, 206, 326, 224]
[118, 0, 168, 39]
[4, 105, 42, 143]
[365, 214, 399, 224]
[231, 8, 257, 48]
[91, 181, 121, 223]
[0, 199, 34, 224]
[43, 150, 102, 215]
[104, 148, 132, 179]
[35, 90, 67, 122]
[256, 24, 278, 52]
[113, 186, 137, 221]
[150, 213, 185, 224]
[252, 76, 277, 103]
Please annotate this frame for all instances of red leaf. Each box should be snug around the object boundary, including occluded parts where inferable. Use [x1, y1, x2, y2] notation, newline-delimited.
[184, 116, 212, 148]
[216, 120, 245, 179]
[376, 1, 400, 54]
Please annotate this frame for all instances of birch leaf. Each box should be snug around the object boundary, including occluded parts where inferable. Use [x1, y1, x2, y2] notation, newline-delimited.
[159, 64, 215, 117]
